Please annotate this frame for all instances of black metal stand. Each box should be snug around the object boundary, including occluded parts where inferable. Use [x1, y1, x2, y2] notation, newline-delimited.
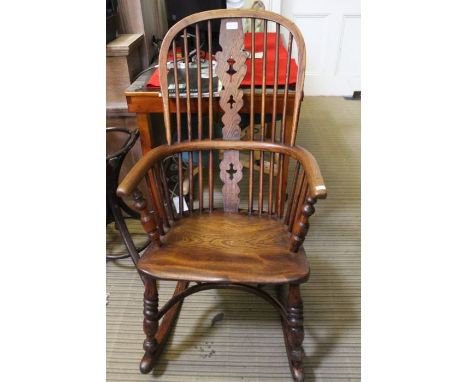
[106, 127, 149, 266]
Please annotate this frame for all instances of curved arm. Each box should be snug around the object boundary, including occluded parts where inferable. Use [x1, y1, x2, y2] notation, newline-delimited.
[116, 140, 327, 200]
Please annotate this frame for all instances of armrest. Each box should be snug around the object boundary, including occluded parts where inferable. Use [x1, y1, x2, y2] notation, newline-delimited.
[116, 140, 327, 200]
[292, 145, 327, 200]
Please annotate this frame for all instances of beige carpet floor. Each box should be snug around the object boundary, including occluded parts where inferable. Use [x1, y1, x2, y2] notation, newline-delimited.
[107, 96, 361, 381]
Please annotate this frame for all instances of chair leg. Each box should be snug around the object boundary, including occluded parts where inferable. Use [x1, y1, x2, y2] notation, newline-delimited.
[139, 279, 190, 374]
[286, 284, 305, 382]
[140, 277, 159, 374]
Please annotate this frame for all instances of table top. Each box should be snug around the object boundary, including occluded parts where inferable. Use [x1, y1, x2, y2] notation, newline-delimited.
[126, 66, 160, 95]
[125, 66, 296, 98]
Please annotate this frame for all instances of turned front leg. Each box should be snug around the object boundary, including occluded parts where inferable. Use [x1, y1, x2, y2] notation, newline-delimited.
[140, 277, 159, 374]
[287, 284, 305, 382]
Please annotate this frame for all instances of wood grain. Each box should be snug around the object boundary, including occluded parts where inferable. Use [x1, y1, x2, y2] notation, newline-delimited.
[117, 0, 166, 66]
[106, 34, 143, 105]
[140, 277, 159, 373]
[289, 196, 316, 252]
[215, 18, 248, 212]
[118, 10, 320, 380]
[138, 211, 310, 284]
[158, 8, 307, 147]
[285, 284, 305, 381]
[117, 140, 327, 201]
[132, 189, 161, 245]
[108, 96, 361, 382]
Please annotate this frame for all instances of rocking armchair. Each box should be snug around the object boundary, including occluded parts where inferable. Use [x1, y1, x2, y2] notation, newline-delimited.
[117, 9, 327, 382]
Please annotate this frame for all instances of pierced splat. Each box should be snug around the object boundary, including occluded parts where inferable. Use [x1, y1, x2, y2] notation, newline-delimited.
[226, 163, 237, 180]
[215, 18, 247, 141]
[227, 95, 236, 109]
[226, 57, 237, 79]
[220, 151, 243, 212]
[215, 18, 248, 212]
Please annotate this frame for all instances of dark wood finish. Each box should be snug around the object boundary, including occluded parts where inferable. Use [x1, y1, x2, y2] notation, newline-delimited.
[119, 10, 322, 381]
[258, 22, 268, 216]
[138, 212, 310, 284]
[258, 149, 264, 215]
[134, 113, 164, 224]
[144, 174, 164, 234]
[269, 25, 280, 215]
[140, 279, 190, 373]
[151, 166, 169, 228]
[172, 41, 181, 143]
[178, 154, 184, 217]
[151, 280, 189, 365]
[248, 18, 256, 214]
[288, 170, 306, 232]
[281, 32, 294, 143]
[196, 24, 204, 212]
[183, 28, 195, 212]
[272, 24, 280, 142]
[118, 143, 324, 381]
[117, 139, 326, 240]
[279, 32, 295, 216]
[140, 277, 159, 373]
[132, 189, 161, 245]
[117, 140, 326, 200]
[106, 127, 149, 268]
[291, 179, 308, 233]
[290, 197, 316, 252]
[127, 88, 297, 114]
[156, 282, 287, 321]
[286, 284, 305, 381]
[157, 9, 306, 144]
[284, 162, 301, 224]
[260, 22, 268, 141]
[158, 162, 175, 222]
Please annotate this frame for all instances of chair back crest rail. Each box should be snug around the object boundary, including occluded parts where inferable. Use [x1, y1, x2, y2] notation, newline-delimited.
[156, 9, 307, 214]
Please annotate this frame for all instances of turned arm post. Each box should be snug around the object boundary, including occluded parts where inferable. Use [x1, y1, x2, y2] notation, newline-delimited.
[289, 195, 316, 252]
[132, 189, 161, 246]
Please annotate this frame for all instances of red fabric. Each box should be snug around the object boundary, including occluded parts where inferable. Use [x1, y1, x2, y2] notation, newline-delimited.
[146, 32, 298, 88]
[167, 47, 183, 61]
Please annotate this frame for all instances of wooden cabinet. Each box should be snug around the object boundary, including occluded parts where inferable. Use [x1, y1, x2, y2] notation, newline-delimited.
[117, 0, 168, 66]
[107, 34, 144, 189]
[106, 34, 144, 107]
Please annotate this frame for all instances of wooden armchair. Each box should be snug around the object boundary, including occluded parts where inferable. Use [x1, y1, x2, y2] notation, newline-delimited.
[117, 9, 327, 382]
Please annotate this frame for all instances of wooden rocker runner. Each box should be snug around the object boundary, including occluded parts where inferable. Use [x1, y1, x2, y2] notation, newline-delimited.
[117, 9, 327, 381]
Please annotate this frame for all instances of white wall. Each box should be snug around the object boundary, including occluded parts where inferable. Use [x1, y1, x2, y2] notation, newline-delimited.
[280, 0, 361, 96]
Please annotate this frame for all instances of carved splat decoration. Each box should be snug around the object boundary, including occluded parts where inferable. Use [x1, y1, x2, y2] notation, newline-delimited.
[215, 18, 248, 212]
[220, 155, 243, 212]
[215, 18, 248, 140]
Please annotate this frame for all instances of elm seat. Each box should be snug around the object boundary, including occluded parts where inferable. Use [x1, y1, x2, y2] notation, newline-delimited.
[137, 211, 310, 284]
